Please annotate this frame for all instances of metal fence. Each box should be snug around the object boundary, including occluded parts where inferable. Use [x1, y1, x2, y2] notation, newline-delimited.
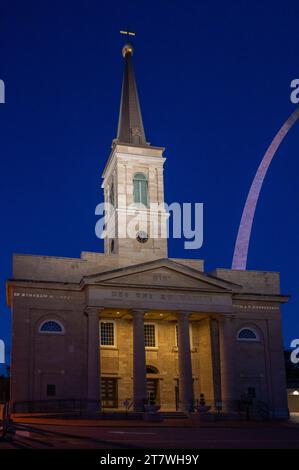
[12, 398, 271, 420]
[13, 399, 86, 414]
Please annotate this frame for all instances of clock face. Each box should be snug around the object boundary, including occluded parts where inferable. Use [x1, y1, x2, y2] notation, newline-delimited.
[136, 231, 149, 244]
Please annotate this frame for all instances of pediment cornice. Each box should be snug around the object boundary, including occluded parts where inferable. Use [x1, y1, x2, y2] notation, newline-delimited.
[81, 258, 241, 293]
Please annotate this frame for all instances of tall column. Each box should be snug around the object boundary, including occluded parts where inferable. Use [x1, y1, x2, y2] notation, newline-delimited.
[85, 307, 102, 413]
[132, 309, 147, 411]
[177, 311, 194, 412]
[218, 315, 236, 413]
[210, 318, 222, 404]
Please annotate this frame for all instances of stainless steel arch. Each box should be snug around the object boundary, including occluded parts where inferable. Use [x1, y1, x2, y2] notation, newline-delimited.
[232, 108, 299, 270]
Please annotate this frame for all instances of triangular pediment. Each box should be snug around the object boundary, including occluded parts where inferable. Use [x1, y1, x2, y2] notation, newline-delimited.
[82, 259, 238, 293]
[101, 267, 228, 290]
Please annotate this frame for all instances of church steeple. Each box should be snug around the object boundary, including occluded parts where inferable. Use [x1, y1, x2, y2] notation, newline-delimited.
[102, 39, 168, 261]
[116, 43, 147, 146]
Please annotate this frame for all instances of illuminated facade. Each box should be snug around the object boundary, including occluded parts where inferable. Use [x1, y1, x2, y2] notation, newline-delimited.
[7, 43, 289, 418]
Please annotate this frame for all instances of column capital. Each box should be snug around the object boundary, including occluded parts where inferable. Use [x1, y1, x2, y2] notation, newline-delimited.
[218, 313, 236, 322]
[211, 314, 220, 320]
[84, 307, 104, 317]
[131, 309, 147, 316]
[176, 311, 192, 320]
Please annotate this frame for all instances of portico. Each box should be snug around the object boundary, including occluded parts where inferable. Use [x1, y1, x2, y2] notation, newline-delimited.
[86, 306, 226, 413]
[81, 256, 234, 412]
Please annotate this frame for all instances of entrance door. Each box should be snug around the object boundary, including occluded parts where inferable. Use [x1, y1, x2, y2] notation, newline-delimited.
[101, 378, 118, 408]
[146, 379, 159, 405]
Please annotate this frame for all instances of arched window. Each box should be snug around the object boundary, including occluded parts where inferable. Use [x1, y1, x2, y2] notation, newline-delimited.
[146, 365, 159, 374]
[39, 320, 65, 334]
[133, 172, 148, 206]
[237, 327, 259, 342]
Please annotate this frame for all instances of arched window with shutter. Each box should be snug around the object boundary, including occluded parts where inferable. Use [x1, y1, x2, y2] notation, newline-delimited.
[133, 172, 148, 206]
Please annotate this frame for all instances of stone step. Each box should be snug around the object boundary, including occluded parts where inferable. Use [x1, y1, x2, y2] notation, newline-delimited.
[96, 412, 143, 420]
[161, 411, 188, 419]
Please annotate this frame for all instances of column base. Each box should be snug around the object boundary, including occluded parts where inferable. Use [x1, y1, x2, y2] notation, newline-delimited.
[179, 402, 194, 412]
[86, 401, 100, 414]
[221, 400, 238, 414]
[133, 399, 146, 412]
[270, 407, 289, 419]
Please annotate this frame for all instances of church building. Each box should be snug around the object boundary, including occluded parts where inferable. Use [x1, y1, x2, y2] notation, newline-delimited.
[7, 41, 289, 418]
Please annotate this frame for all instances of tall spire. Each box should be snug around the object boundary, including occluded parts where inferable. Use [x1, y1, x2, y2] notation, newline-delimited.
[116, 43, 147, 146]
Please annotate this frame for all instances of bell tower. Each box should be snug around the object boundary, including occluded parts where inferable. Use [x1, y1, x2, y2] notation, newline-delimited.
[102, 41, 168, 263]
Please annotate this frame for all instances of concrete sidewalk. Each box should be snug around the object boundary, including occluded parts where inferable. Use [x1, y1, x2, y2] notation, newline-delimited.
[12, 413, 292, 429]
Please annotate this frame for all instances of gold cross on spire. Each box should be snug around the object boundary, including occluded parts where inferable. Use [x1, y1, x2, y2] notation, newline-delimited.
[120, 28, 136, 38]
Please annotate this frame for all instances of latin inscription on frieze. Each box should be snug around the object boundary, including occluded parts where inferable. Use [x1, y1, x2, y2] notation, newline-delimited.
[110, 290, 212, 304]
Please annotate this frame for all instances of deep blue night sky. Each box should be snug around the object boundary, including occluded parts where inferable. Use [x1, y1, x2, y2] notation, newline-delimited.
[0, 0, 299, 370]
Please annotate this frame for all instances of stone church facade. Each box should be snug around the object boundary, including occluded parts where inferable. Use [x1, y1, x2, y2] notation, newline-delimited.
[7, 42, 288, 417]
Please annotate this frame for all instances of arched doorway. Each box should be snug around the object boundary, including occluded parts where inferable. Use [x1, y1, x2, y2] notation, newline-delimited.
[146, 365, 159, 405]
